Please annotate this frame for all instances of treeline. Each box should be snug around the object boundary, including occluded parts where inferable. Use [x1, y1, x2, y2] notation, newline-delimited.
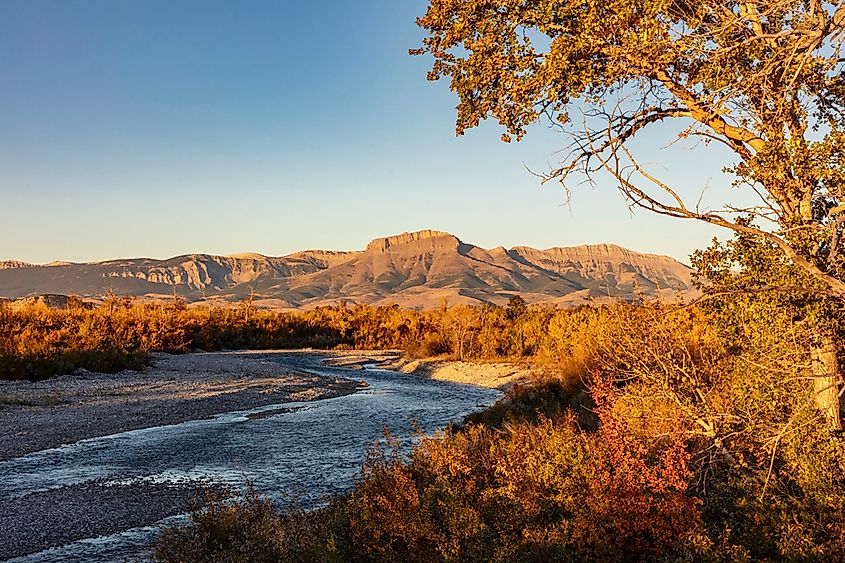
[1, 294, 616, 380]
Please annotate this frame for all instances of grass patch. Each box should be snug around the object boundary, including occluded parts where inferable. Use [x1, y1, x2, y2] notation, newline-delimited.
[0, 393, 65, 408]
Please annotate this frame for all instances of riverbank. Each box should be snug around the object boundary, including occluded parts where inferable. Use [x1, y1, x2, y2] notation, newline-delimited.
[397, 358, 533, 389]
[320, 350, 534, 389]
[0, 351, 363, 462]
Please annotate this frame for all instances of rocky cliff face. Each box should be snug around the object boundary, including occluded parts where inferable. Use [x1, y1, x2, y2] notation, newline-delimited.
[508, 244, 692, 291]
[285, 250, 362, 269]
[366, 230, 456, 252]
[0, 231, 695, 308]
[0, 261, 36, 270]
[101, 255, 300, 290]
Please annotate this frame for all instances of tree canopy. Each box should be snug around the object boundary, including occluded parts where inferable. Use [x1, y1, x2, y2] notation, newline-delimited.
[415, 0, 845, 295]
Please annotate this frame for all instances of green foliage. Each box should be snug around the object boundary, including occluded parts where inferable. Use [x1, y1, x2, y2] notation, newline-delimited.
[464, 376, 595, 431]
[687, 232, 845, 560]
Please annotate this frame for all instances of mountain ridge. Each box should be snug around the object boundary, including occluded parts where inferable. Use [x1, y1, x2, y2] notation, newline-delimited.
[0, 231, 695, 309]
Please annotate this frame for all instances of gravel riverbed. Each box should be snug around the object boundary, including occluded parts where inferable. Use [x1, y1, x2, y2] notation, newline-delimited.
[0, 481, 206, 561]
[0, 352, 363, 561]
[0, 351, 362, 461]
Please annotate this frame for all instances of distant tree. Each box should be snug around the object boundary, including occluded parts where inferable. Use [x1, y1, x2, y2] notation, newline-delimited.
[505, 294, 528, 321]
[415, 1, 845, 428]
[240, 288, 257, 323]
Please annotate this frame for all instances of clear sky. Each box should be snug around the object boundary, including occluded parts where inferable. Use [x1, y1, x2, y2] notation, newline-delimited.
[1, 0, 735, 264]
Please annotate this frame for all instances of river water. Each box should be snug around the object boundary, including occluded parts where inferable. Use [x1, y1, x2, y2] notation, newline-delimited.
[0, 353, 500, 562]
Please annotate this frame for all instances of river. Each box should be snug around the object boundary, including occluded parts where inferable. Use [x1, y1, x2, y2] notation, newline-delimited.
[0, 353, 500, 562]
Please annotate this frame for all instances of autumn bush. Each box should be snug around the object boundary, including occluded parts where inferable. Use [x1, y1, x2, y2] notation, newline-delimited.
[149, 291, 845, 562]
[155, 385, 704, 563]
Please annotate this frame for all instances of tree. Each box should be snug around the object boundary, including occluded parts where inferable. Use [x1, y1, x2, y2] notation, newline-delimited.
[442, 305, 479, 360]
[505, 294, 528, 321]
[415, 0, 845, 428]
[240, 288, 257, 324]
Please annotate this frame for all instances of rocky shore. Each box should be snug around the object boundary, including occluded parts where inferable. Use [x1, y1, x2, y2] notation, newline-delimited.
[0, 351, 362, 462]
[0, 481, 206, 561]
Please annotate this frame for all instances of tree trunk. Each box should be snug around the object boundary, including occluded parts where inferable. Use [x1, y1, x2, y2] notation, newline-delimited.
[811, 334, 842, 431]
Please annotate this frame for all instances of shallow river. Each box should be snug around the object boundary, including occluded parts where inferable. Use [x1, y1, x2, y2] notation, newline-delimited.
[0, 353, 500, 562]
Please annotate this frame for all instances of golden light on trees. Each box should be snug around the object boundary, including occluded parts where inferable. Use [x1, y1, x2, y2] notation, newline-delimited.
[415, 0, 845, 430]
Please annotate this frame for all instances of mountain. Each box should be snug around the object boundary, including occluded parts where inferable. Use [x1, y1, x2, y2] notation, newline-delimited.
[0, 230, 694, 309]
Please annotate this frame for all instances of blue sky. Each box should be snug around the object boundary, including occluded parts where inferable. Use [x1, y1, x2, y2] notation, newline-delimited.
[0, 0, 733, 264]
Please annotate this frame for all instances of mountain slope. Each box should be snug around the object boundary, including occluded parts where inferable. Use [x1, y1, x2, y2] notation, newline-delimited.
[0, 231, 694, 308]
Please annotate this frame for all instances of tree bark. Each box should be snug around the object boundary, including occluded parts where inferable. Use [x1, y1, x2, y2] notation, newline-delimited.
[811, 334, 842, 431]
